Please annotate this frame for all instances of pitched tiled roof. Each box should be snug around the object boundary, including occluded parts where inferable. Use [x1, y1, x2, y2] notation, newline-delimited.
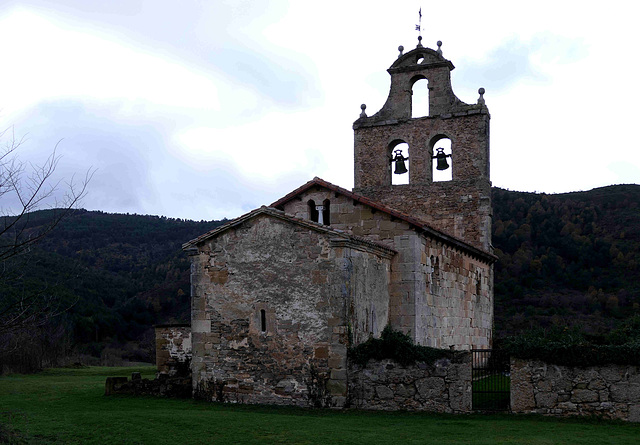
[271, 177, 496, 263]
[182, 206, 397, 259]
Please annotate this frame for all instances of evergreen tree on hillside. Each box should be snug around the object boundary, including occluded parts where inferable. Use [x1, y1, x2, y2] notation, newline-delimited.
[492, 185, 640, 337]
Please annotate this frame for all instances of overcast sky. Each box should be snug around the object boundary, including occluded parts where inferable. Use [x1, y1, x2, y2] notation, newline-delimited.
[1, 0, 638, 221]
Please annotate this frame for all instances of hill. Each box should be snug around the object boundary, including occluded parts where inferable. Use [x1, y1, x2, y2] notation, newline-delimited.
[1, 184, 639, 369]
[492, 184, 640, 337]
[0, 210, 222, 367]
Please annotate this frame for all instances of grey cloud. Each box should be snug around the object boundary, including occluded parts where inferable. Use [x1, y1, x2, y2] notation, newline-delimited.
[5, 98, 315, 220]
[455, 39, 549, 94]
[5, 0, 323, 110]
[218, 47, 322, 107]
[7, 100, 158, 214]
[454, 34, 589, 96]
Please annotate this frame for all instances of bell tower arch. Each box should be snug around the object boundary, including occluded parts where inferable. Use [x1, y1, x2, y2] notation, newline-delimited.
[353, 39, 492, 252]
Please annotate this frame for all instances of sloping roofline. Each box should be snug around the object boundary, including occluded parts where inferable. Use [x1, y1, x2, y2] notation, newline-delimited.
[182, 205, 397, 259]
[271, 177, 496, 264]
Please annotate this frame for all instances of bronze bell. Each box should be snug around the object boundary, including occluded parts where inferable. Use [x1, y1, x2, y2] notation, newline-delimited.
[433, 147, 450, 171]
[392, 149, 408, 174]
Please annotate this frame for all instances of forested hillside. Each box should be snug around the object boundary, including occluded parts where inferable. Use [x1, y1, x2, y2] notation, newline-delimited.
[492, 184, 640, 337]
[1, 210, 222, 368]
[1, 184, 638, 370]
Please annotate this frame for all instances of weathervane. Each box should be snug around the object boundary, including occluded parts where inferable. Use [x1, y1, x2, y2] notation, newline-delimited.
[416, 7, 423, 46]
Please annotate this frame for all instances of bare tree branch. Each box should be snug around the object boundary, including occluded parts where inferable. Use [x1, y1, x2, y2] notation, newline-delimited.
[0, 127, 93, 337]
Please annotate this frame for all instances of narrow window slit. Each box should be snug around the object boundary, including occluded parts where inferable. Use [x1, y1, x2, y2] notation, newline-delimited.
[260, 309, 266, 332]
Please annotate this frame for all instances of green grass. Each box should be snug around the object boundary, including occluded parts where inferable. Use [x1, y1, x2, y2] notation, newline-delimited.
[473, 374, 511, 411]
[1, 367, 639, 444]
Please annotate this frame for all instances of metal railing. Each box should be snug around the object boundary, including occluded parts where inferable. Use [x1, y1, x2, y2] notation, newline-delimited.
[472, 349, 510, 411]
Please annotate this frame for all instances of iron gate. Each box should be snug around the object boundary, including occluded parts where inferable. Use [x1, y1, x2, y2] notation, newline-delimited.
[472, 349, 510, 411]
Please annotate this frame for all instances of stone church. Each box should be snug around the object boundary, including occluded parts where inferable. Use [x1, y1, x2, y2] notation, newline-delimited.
[182, 38, 495, 406]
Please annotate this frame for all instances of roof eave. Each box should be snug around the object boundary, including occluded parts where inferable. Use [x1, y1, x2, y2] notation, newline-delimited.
[270, 177, 496, 263]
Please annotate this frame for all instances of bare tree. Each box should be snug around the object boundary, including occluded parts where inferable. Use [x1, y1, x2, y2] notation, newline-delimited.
[0, 127, 92, 338]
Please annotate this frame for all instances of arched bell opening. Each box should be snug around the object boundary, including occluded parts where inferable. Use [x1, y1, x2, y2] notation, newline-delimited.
[389, 140, 410, 185]
[430, 136, 452, 182]
[308, 198, 330, 225]
[307, 199, 319, 223]
[411, 76, 429, 118]
[322, 199, 331, 225]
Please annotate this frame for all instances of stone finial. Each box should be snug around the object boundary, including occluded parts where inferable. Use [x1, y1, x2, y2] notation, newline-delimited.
[360, 104, 367, 118]
[417, 36, 423, 48]
[398, 45, 404, 57]
[477, 87, 485, 105]
[436, 40, 443, 56]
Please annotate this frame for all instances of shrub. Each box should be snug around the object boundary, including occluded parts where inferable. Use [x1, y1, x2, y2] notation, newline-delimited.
[348, 326, 460, 366]
[500, 326, 640, 366]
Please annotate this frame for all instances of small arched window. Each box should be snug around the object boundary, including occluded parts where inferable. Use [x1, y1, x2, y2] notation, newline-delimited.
[433, 256, 440, 282]
[411, 77, 429, 118]
[308, 200, 318, 223]
[322, 199, 331, 225]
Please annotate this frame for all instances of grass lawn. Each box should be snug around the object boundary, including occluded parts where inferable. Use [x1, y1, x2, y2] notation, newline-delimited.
[1, 367, 639, 444]
[473, 373, 511, 411]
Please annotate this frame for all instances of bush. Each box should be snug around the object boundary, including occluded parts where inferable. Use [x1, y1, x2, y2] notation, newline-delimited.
[500, 325, 640, 366]
[348, 326, 460, 366]
[605, 314, 640, 345]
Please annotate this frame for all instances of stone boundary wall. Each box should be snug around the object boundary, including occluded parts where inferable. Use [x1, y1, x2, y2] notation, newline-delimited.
[105, 372, 191, 399]
[155, 324, 191, 375]
[347, 353, 472, 413]
[511, 358, 640, 422]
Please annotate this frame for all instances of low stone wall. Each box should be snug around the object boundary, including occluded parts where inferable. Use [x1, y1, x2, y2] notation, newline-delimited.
[511, 358, 640, 422]
[155, 324, 191, 375]
[105, 372, 192, 399]
[347, 354, 472, 413]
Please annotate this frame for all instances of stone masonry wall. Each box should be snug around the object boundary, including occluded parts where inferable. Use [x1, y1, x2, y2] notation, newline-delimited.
[354, 114, 490, 189]
[511, 358, 640, 422]
[106, 372, 192, 399]
[357, 179, 492, 253]
[348, 354, 472, 413]
[189, 213, 391, 407]
[155, 324, 192, 375]
[351, 44, 492, 253]
[363, 48, 471, 122]
[280, 188, 412, 249]
[419, 238, 493, 350]
[280, 188, 493, 350]
[335, 245, 391, 346]
[281, 190, 421, 342]
[352, 113, 491, 252]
